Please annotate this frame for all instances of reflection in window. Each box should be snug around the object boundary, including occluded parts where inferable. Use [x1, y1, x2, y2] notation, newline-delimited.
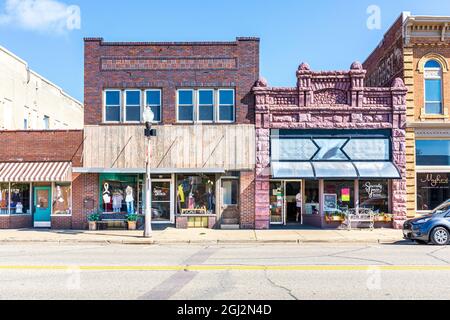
[218, 89, 235, 122]
[424, 60, 443, 115]
[416, 140, 450, 166]
[10, 184, 30, 214]
[198, 90, 214, 122]
[304, 180, 319, 215]
[324, 181, 354, 214]
[125, 90, 141, 122]
[359, 180, 389, 214]
[177, 90, 194, 121]
[105, 90, 121, 122]
[222, 180, 238, 205]
[0, 183, 9, 215]
[177, 175, 215, 214]
[53, 184, 71, 215]
[269, 181, 283, 223]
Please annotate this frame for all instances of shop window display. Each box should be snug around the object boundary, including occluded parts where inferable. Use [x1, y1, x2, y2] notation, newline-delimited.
[323, 180, 354, 214]
[359, 180, 389, 214]
[304, 180, 319, 215]
[9, 183, 30, 214]
[417, 173, 450, 211]
[101, 179, 137, 214]
[269, 181, 284, 223]
[53, 184, 71, 215]
[0, 183, 9, 214]
[177, 175, 215, 214]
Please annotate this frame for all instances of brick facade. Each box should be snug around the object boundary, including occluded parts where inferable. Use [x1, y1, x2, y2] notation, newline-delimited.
[253, 63, 408, 229]
[84, 37, 259, 126]
[72, 173, 99, 230]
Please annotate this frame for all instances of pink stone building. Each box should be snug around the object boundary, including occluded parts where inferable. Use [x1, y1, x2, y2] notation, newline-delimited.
[253, 62, 408, 229]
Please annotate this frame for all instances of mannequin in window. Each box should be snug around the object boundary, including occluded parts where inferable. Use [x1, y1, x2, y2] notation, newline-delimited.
[296, 191, 303, 224]
[112, 190, 124, 213]
[103, 183, 112, 212]
[125, 186, 134, 214]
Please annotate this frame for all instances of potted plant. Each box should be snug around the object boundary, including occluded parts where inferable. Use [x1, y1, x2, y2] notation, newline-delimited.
[384, 214, 393, 222]
[126, 214, 138, 230]
[374, 214, 385, 222]
[87, 213, 100, 230]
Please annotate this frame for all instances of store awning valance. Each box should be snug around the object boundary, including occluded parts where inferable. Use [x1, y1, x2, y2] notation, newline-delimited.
[0, 162, 72, 182]
[271, 161, 401, 179]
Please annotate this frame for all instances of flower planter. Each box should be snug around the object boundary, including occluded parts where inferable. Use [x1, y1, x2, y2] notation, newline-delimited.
[88, 221, 97, 231]
[128, 221, 137, 230]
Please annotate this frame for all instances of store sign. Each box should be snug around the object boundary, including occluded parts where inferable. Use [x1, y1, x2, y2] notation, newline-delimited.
[364, 182, 383, 199]
[153, 188, 167, 197]
[419, 174, 449, 189]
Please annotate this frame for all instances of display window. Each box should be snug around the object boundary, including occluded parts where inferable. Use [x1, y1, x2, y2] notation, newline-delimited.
[304, 180, 319, 215]
[0, 183, 9, 214]
[100, 174, 139, 214]
[176, 175, 215, 215]
[151, 181, 171, 221]
[10, 183, 31, 214]
[417, 173, 450, 211]
[53, 183, 71, 215]
[323, 180, 354, 214]
[359, 180, 389, 214]
[269, 181, 284, 223]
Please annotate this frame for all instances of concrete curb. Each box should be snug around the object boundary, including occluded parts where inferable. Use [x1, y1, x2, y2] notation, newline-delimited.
[0, 238, 403, 245]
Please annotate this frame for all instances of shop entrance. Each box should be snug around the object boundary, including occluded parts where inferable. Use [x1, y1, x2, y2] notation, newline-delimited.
[285, 181, 302, 224]
[33, 186, 51, 228]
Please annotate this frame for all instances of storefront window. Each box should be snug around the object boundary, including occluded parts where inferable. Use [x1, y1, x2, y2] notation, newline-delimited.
[9, 183, 31, 214]
[304, 180, 319, 215]
[416, 140, 450, 166]
[270, 181, 284, 223]
[100, 174, 139, 214]
[359, 180, 389, 214]
[323, 180, 354, 214]
[0, 183, 9, 215]
[177, 175, 215, 214]
[417, 173, 450, 211]
[53, 184, 71, 215]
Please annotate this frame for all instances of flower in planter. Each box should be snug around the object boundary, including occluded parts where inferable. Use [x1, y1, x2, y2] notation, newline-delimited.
[126, 214, 138, 222]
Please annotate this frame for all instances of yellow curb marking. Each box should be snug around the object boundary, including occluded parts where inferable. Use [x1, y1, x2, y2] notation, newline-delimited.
[0, 265, 449, 271]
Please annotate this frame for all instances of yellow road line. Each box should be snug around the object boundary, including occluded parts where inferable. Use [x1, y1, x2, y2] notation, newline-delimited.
[0, 265, 449, 271]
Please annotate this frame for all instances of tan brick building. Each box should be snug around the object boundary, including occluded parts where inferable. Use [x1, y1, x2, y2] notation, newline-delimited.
[364, 12, 450, 217]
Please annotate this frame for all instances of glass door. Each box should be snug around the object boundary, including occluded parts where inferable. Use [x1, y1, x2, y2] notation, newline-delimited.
[284, 181, 302, 224]
[33, 186, 52, 228]
[151, 180, 173, 223]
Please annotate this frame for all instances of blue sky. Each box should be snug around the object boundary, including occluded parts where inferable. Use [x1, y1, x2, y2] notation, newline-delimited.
[1, 0, 450, 102]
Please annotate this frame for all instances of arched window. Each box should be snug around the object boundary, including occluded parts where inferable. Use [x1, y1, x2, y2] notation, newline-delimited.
[424, 59, 443, 115]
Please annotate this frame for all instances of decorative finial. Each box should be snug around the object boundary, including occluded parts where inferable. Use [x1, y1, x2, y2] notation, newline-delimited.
[298, 62, 311, 71]
[254, 77, 268, 87]
[391, 77, 405, 88]
[350, 61, 363, 70]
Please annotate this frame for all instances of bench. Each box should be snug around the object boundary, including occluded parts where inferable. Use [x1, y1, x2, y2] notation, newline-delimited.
[342, 208, 375, 231]
[96, 213, 127, 230]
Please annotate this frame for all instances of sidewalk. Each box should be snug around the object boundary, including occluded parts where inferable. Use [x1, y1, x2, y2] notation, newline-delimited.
[0, 227, 405, 245]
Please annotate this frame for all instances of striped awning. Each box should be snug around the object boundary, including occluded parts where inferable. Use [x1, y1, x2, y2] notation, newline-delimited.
[0, 162, 72, 182]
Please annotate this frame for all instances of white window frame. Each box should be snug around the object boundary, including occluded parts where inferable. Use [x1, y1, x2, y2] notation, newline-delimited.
[124, 89, 142, 123]
[145, 89, 162, 123]
[43, 115, 50, 130]
[217, 89, 236, 123]
[103, 89, 122, 123]
[424, 60, 444, 115]
[197, 89, 215, 123]
[176, 89, 195, 123]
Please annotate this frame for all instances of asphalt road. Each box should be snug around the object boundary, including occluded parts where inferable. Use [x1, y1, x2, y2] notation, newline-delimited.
[0, 242, 449, 300]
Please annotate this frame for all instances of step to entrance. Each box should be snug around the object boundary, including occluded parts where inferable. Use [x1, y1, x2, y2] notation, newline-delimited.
[220, 224, 240, 230]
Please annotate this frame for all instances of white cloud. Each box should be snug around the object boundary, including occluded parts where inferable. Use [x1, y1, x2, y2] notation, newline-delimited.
[0, 0, 81, 34]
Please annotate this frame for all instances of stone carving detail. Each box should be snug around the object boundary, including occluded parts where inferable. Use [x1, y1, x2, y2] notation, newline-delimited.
[312, 89, 348, 105]
[254, 77, 268, 87]
[273, 96, 297, 105]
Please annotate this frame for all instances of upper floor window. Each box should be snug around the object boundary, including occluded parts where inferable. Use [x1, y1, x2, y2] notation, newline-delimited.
[104, 89, 162, 123]
[218, 89, 235, 122]
[145, 90, 162, 123]
[424, 60, 443, 115]
[176, 88, 235, 123]
[105, 90, 121, 122]
[125, 90, 141, 122]
[43, 115, 50, 130]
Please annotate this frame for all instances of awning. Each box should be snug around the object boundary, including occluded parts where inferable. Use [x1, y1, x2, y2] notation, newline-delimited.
[0, 162, 72, 182]
[271, 161, 401, 179]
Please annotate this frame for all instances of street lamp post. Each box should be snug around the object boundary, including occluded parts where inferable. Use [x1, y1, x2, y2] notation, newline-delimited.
[143, 106, 155, 238]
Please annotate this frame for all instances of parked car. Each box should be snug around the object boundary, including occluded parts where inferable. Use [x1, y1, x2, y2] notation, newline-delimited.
[403, 200, 450, 245]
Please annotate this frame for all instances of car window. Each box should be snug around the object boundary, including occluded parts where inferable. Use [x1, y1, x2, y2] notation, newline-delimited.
[433, 202, 450, 214]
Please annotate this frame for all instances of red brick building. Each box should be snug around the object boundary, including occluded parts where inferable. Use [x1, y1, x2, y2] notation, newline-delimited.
[0, 130, 83, 229]
[75, 37, 259, 230]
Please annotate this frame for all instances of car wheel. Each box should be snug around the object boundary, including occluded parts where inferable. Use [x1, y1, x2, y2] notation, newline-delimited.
[430, 227, 450, 246]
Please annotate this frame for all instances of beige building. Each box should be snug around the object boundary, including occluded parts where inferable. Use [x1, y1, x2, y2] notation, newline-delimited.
[0, 45, 83, 130]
